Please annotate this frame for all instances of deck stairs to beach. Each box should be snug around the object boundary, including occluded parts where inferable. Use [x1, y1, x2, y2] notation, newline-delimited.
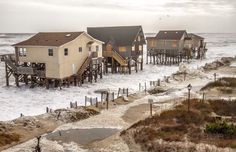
[77, 57, 92, 79]
[0, 54, 17, 72]
[103, 50, 127, 66]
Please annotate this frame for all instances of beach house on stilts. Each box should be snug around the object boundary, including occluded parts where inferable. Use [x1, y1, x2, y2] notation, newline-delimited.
[146, 30, 207, 65]
[87, 26, 146, 74]
[0, 32, 104, 89]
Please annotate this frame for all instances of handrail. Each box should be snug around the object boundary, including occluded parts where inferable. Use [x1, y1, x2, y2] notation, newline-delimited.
[77, 57, 91, 76]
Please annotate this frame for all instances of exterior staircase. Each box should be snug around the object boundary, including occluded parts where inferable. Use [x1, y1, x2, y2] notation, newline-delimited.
[77, 57, 91, 78]
[103, 51, 127, 66]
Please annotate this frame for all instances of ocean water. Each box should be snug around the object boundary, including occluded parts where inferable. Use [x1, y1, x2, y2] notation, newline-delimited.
[0, 33, 236, 121]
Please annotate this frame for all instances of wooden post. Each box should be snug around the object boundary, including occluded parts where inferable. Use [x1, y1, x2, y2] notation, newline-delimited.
[128, 59, 131, 74]
[202, 92, 205, 102]
[90, 97, 92, 106]
[70, 102, 72, 108]
[101, 92, 103, 103]
[148, 99, 153, 117]
[111, 58, 114, 74]
[141, 54, 143, 70]
[157, 79, 160, 86]
[106, 92, 109, 110]
[15, 74, 19, 87]
[214, 73, 217, 82]
[75, 101, 78, 108]
[127, 88, 129, 97]
[85, 96, 87, 107]
[145, 82, 147, 93]
[5, 62, 9, 86]
[96, 97, 98, 107]
[46, 107, 49, 113]
[118, 88, 120, 97]
[112, 92, 115, 102]
[184, 71, 186, 81]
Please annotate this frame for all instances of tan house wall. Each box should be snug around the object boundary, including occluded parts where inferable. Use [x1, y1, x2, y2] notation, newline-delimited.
[17, 46, 60, 78]
[58, 33, 103, 79]
[17, 33, 103, 79]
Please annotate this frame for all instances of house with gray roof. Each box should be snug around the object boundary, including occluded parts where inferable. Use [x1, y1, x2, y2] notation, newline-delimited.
[146, 30, 207, 65]
[87, 25, 146, 74]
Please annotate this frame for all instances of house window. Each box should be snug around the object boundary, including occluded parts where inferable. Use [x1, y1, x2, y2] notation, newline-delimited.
[79, 47, 82, 52]
[48, 49, 53, 56]
[132, 46, 135, 51]
[151, 40, 155, 47]
[172, 42, 177, 48]
[139, 45, 143, 51]
[119, 47, 126, 52]
[138, 36, 141, 42]
[64, 48, 68, 56]
[19, 48, 27, 57]
[96, 45, 99, 52]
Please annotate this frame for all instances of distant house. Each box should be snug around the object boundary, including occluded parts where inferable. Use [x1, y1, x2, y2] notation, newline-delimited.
[185, 33, 207, 59]
[146, 30, 207, 65]
[87, 26, 146, 74]
[1, 32, 104, 88]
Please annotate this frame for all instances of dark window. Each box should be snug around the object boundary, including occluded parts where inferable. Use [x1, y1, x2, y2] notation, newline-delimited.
[48, 49, 53, 56]
[79, 47, 82, 52]
[96, 45, 99, 52]
[64, 48, 68, 56]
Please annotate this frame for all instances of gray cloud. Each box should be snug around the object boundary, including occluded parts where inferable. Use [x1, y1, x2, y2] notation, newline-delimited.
[0, 0, 235, 33]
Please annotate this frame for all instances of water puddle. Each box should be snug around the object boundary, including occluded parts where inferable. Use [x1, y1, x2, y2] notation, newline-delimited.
[46, 128, 119, 145]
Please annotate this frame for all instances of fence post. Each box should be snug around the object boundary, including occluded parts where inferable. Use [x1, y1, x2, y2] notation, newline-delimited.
[46, 107, 49, 113]
[158, 79, 160, 86]
[96, 97, 98, 107]
[127, 88, 129, 97]
[90, 97, 92, 106]
[106, 97, 109, 110]
[85, 96, 87, 107]
[148, 99, 153, 117]
[118, 88, 120, 97]
[202, 92, 205, 102]
[145, 82, 147, 93]
[112, 92, 115, 102]
[106, 92, 109, 110]
[75, 101, 78, 108]
[70, 102, 72, 108]
[214, 73, 217, 82]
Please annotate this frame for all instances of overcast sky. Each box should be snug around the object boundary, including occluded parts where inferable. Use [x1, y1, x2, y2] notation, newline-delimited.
[0, 0, 236, 33]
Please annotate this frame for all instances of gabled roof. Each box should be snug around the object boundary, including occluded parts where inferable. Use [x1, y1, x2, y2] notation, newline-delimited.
[87, 26, 144, 46]
[14, 32, 84, 47]
[156, 30, 187, 40]
[188, 33, 204, 40]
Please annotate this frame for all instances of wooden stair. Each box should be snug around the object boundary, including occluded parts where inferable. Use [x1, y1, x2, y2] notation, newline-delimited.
[77, 57, 91, 78]
[103, 51, 127, 66]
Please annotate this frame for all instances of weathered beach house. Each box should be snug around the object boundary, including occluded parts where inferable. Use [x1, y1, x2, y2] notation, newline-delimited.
[146, 30, 207, 65]
[185, 33, 207, 59]
[0, 32, 104, 88]
[87, 26, 146, 74]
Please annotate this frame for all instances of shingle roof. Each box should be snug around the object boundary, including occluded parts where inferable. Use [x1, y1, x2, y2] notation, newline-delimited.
[156, 30, 187, 40]
[188, 33, 204, 40]
[14, 32, 84, 47]
[87, 26, 144, 46]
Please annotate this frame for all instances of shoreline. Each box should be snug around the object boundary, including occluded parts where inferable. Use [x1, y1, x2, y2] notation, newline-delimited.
[1, 56, 236, 151]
